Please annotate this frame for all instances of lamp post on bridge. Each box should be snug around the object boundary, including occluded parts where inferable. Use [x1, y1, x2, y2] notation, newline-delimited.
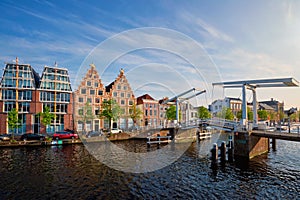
[288, 107, 297, 133]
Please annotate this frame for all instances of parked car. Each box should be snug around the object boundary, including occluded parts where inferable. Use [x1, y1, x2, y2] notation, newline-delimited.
[53, 131, 78, 140]
[21, 134, 45, 141]
[111, 128, 122, 134]
[0, 134, 11, 141]
[86, 130, 103, 138]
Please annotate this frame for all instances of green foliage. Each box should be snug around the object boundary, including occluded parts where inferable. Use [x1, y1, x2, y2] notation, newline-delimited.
[39, 106, 55, 127]
[279, 110, 285, 121]
[258, 110, 268, 121]
[79, 102, 95, 121]
[267, 110, 276, 121]
[236, 107, 253, 121]
[166, 105, 177, 120]
[8, 108, 21, 129]
[217, 107, 234, 120]
[8, 108, 21, 140]
[78, 102, 95, 132]
[197, 106, 211, 119]
[100, 99, 123, 129]
[129, 103, 143, 124]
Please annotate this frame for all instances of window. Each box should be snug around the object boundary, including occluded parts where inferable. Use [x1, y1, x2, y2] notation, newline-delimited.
[90, 90, 95, 95]
[98, 90, 103, 95]
[145, 110, 148, 116]
[150, 110, 152, 116]
[4, 102, 16, 112]
[81, 89, 86, 94]
[94, 82, 98, 87]
[87, 81, 91, 86]
[87, 98, 92, 103]
[117, 84, 121, 90]
[121, 93, 125, 97]
[78, 109, 83, 115]
[127, 93, 131, 98]
[2, 90, 16, 100]
[121, 100, 125, 105]
[154, 110, 157, 116]
[95, 98, 100, 103]
[79, 97, 83, 102]
[113, 92, 117, 97]
[129, 101, 133, 105]
[123, 86, 127, 90]
[95, 109, 100, 115]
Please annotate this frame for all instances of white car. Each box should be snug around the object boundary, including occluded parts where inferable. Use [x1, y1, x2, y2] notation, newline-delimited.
[111, 128, 122, 134]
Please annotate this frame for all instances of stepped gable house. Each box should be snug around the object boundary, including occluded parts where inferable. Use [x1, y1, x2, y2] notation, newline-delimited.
[73, 64, 109, 132]
[105, 68, 135, 129]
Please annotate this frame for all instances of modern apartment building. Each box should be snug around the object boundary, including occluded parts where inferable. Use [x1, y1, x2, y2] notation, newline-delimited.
[0, 59, 73, 134]
[73, 64, 109, 132]
[0, 59, 39, 134]
[38, 65, 73, 133]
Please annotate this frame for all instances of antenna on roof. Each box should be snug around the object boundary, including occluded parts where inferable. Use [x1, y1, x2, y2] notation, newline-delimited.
[54, 61, 58, 68]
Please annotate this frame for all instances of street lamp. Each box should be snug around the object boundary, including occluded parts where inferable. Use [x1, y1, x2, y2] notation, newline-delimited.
[287, 107, 297, 133]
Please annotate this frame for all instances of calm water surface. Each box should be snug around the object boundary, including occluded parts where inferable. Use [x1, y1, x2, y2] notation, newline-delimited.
[0, 138, 299, 199]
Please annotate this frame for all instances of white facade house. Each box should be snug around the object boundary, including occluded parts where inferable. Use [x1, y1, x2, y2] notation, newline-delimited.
[210, 97, 242, 116]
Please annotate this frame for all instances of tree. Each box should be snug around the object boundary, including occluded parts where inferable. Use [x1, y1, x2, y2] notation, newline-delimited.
[166, 105, 176, 120]
[197, 106, 211, 119]
[278, 110, 285, 124]
[217, 107, 234, 120]
[268, 110, 276, 126]
[100, 99, 123, 131]
[129, 103, 143, 127]
[78, 102, 95, 132]
[258, 110, 268, 121]
[8, 108, 21, 141]
[236, 107, 253, 121]
[39, 106, 55, 133]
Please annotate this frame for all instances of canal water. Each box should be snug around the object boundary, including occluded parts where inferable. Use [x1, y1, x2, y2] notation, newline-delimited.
[0, 137, 299, 199]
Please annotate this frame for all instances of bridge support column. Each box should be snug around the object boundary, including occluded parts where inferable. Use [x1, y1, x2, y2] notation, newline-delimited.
[234, 131, 269, 160]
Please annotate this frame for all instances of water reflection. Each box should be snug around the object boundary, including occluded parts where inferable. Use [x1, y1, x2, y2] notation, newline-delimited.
[0, 139, 299, 199]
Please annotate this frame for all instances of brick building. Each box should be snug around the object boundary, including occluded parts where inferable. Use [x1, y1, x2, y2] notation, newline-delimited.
[136, 94, 159, 127]
[105, 68, 135, 129]
[73, 64, 109, 132]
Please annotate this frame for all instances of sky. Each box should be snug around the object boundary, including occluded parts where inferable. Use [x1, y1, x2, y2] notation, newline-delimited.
[1, 0, 300, 109]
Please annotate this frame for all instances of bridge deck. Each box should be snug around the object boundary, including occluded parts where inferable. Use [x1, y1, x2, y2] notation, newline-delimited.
[252, 131, 300, 142]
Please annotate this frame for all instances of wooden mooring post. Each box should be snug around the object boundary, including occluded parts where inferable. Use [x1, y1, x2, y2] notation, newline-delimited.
[211, 139, 234, 163]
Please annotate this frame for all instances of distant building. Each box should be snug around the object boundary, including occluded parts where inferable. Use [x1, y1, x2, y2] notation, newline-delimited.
[0, 60, 73, 134]
[259, 98, 284, 113]
[180, 102, 199, 123]
[136, 94, 159, 127]
[158, 97, 174, 127]
[73, 64, 109, 132]
[258, 103, 275, 111]
[105, 69, 135, 129]
[210, 97, 242, 116]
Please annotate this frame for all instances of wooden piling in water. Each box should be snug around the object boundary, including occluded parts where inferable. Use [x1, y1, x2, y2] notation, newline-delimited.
[211, 143, 218, 162]
[220, 141, 226, 162]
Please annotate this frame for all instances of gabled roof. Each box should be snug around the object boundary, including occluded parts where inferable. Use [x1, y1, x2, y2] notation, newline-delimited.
[259, 103, 275, 111]
[105, 81, 114, 93]
[137, 94, 156, 105]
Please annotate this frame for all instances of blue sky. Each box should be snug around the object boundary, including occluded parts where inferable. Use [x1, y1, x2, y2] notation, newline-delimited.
[1, 0, 300, 108]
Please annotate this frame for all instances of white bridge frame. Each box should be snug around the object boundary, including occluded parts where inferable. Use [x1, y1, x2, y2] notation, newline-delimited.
[213, 77, 299, 130]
